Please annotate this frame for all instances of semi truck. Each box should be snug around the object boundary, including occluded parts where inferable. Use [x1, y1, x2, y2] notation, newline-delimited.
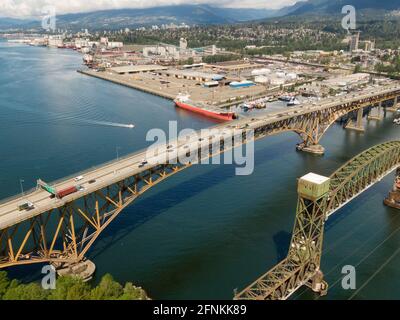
[37, 179, 81, 199]
[56, 186, 79, 199]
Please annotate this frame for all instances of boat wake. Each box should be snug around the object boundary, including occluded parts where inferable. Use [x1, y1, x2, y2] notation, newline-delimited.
[84, 120, 135, 129]
[3, 103, 135, 129]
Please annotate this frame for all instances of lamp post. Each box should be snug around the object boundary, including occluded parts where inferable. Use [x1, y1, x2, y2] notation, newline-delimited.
[20, 179, 25, 197]
[115, 146, 122, 175]
[116, 146, 121, 162]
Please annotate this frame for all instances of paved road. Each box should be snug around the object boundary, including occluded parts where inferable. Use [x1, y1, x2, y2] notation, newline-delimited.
[1, 84, 399, 230]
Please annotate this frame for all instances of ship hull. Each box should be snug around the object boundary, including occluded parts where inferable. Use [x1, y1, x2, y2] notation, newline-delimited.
[175, 100, 235, 121]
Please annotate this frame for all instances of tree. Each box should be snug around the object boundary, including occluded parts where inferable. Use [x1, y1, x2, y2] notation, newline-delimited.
[119, 283, 149, 300]
[187, 57, 194, 65]
[354, 64, 362, 74]
[203, 54, 241, 64]
[48, 276, 91, 300]
[0, 271, 149, 300]
[90, 274, 124, 300]
[2, 282, 49, 300]
[0, 271, 10, 299]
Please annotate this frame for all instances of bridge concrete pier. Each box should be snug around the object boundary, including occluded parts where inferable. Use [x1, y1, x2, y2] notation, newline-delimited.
[52, 259, 96, 282]
[297, 144, 325, 155]
[307, 270, 328, 296]
[384, 167, 400, 210]
[368, 103, 384, 121]
[386, 97, 398, 112]
[346, 108, 365, 132]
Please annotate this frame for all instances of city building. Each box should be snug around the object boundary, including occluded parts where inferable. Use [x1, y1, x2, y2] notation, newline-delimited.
[350, 32, 360, 52]
[364, 40, 375, 52]
[180, 38, 188, 51]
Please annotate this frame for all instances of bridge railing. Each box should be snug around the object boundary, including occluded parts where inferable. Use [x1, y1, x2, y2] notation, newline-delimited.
[0, 146, 151, 207]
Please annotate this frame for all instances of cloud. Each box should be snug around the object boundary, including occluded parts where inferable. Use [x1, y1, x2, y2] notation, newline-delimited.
[0, 0, 298, 18]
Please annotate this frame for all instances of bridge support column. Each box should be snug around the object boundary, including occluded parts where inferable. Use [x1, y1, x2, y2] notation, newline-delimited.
[368, 103, 383, 121]
[387, 96, 398, 113]
[52, 259, 96, 282]
[306, 270, 328, 296]
[297, 144, 325, 155]
[384, 167, 400, 210]
[346, 108, 365, 132]
[234, 173, 331, 300]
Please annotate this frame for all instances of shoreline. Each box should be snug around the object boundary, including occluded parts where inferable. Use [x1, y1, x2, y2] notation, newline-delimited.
[77, 69, 176, 100]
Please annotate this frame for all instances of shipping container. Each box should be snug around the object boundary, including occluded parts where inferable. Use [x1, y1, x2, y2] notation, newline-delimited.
[57, 186, 78, 199]
[37, 179, 57, 196]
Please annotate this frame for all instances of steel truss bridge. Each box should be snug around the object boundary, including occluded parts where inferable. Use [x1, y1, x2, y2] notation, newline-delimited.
[234, 141, 400, 300]
[0, 85, 400, 270]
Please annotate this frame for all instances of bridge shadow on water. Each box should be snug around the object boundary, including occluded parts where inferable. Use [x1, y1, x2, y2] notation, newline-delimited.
[88, 134, 304, 262]
[4, 133, 307, 286]
[273, 231, 292, 261]
[323, 178, 394, 248]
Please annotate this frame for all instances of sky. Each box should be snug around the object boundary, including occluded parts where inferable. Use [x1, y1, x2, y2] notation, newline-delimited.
[0, 0, 299, 19]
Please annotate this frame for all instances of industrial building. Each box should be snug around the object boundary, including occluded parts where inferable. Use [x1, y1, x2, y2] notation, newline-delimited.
[363, 40, 375, 52]
[158, 69, 225, 82]
[350, 32, 360, 52]
[109, 65, 168, 75]
[48, 36, 64, 48]
[229, 80, 255, 88]
[206, 60, 264, 73]
[320, 73, 370, 91]
[300, 72, 370, 95]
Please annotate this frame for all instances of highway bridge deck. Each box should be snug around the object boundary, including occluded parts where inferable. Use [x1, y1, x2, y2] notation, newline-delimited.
[1, 84, 399, 232]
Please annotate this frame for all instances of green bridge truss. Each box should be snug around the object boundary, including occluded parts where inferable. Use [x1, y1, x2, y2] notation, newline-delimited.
[235, 141, 400, 300]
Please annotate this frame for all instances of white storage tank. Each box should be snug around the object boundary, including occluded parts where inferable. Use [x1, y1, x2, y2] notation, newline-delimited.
[251, 68, 271, 76]
[276, 71, 286, 78]
[270, 77, 285, 85]
[286, 73, 298, 80]
[254, 76, 270, 84]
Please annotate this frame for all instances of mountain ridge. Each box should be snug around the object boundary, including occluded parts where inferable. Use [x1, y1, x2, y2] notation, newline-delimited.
[1, 1, 400, 31]
[0, 4, 277, 30]
[283, 0, 400, 16]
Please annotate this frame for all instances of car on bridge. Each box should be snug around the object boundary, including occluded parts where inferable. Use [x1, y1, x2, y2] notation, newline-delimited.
[18, 201, 35, 211]
[138, 159, 148, 168]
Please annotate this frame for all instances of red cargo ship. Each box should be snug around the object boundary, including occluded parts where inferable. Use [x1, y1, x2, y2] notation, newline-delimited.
[174, 95, 236, 121]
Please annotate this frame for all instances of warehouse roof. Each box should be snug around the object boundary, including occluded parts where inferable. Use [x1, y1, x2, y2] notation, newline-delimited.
[160, 69, 224, 80]
[109, 65, 168, 74]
